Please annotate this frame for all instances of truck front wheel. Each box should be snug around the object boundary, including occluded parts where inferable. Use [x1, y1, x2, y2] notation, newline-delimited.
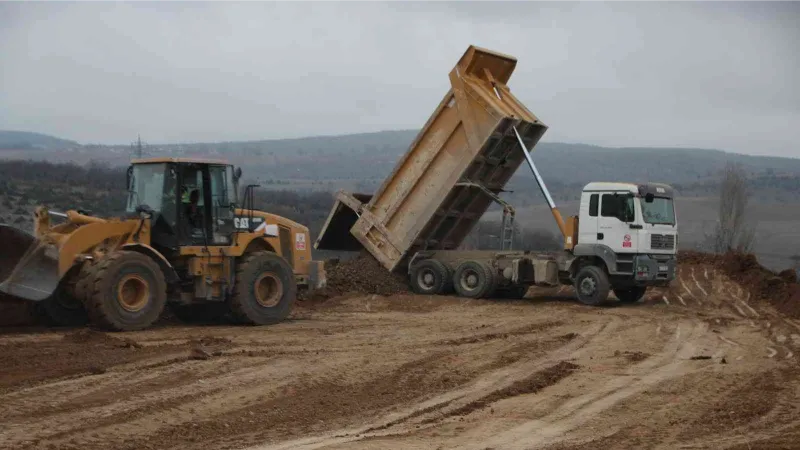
[574, 265, 610, 306]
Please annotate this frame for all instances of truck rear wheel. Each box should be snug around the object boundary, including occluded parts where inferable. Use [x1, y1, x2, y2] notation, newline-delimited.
[574, 265, 610, 306]
[614, 286, 647, 304]
[453, 260, 495, 299]
[229, 251, 296, 325]
[86, 251, 167, 331]
[410, 259, 451, 295]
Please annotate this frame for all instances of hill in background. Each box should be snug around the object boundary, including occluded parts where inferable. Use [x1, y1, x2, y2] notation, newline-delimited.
[1, 129, 799, 271]
[0, 130, 80, 151]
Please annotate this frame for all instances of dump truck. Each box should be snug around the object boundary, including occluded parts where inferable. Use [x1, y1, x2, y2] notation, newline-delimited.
[0, 157, 326, 331]
[315, 45, 678, 305]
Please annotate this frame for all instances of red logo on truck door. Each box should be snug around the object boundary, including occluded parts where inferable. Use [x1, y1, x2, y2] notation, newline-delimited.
[623, 234, 632, 248]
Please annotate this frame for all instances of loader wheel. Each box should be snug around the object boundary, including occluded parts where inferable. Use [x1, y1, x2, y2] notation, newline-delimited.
[453, 260, 495, 299]
[86, 251, 167, 331]
[34, 288, 89, 327]
[410, 259, 451, 295]
[229, 251, 296, 325]
[574, 265, 610, 306]
[614, 286, 648, 304]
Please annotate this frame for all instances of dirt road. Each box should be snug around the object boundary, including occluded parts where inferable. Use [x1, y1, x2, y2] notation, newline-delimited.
[1, 261, 799, 450]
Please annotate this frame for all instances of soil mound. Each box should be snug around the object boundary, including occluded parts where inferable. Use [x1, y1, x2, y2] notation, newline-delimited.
[678, 250, 800, 319]
[300, 252, 409, 303]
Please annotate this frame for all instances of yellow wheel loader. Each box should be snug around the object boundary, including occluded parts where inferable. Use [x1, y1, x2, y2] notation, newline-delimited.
[0, 158, 326, 331]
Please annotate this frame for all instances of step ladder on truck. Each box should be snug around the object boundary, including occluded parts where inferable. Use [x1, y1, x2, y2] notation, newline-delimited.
[314, 45, 678, 305]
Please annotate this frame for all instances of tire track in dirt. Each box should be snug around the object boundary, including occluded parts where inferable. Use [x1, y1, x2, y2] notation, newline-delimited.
[472, 320, 715, 449]
[246, 318, 620, 450]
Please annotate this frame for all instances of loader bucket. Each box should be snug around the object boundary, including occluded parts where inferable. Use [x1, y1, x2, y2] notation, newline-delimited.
[0, 224, 60, 302]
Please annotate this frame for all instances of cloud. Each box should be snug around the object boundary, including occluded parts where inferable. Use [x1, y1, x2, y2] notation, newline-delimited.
[0, 1, 797, 157]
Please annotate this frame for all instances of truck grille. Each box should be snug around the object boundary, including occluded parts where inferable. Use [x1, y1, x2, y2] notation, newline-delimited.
[650, 234, 675, 250]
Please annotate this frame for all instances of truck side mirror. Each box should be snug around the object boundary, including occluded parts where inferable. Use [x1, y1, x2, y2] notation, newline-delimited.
[234, 167, 242, 180]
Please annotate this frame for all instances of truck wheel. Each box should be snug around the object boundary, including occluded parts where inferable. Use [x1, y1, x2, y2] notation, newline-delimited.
[614, 286, 647, 304]
[453, 260, 495, 299]
[229, 251, 296, 325]
[410, 259, 451, 295]
[574, 265, 610, 306]
[86, 251, 167, 331]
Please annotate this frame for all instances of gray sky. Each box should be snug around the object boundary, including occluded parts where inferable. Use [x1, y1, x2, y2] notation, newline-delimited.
[0, 1, 798, 157]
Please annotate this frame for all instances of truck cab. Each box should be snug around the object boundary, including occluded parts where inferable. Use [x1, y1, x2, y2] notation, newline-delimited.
[567, 181, 678, 305]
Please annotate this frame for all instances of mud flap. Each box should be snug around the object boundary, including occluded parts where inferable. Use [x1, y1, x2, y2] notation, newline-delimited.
[0, 224, 60, 301]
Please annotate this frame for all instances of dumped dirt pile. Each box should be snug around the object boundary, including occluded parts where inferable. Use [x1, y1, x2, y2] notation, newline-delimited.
[300, 252, 409, 303]
[679, 250, 800, 318]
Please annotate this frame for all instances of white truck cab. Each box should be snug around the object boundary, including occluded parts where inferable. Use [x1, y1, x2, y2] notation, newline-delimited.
[566, 181, 678, 305]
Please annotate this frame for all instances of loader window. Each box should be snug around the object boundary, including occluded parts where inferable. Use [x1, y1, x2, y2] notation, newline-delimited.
[126, 163, 166, 213]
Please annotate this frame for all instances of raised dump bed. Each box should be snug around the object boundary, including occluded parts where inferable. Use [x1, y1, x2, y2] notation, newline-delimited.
[315, 45, 548, 274]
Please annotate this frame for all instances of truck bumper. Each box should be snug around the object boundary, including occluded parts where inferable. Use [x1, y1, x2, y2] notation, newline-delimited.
[632, 254, 676, 286]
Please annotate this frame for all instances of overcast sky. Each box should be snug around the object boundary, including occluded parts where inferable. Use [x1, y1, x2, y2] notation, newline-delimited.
[0, 1, 797, 157]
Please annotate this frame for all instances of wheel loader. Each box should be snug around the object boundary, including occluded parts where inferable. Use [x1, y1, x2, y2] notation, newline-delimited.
[0, 157, 326, 331]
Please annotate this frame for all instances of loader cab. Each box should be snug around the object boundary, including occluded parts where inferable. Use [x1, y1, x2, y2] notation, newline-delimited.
[126, 158, 240, 253]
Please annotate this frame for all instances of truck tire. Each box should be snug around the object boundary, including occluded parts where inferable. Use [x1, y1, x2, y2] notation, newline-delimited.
[229, 251, 296, 325]
[86, 251, 167, 331]
[453, 260, 495, 299]
[614, 286, 648, 304]
[410, 259, 451, 295]
[574, 265, 610, 306]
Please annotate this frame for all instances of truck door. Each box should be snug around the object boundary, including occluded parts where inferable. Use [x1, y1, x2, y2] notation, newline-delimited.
[578, 193, 600, 245]
[598, 192, 637, 252]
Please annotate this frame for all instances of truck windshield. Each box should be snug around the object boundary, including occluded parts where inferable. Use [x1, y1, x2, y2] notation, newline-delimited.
[641, 196, 675, 225]
[126, 163, 167, 213]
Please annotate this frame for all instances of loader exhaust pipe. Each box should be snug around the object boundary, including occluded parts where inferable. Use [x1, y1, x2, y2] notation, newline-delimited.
[0, 225, 60, 302]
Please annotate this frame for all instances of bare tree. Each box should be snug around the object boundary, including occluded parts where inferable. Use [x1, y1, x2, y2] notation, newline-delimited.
[707, 162, 757, 253]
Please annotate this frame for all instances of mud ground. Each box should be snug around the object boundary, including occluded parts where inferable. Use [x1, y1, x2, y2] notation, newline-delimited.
[2, 261, 800, 450]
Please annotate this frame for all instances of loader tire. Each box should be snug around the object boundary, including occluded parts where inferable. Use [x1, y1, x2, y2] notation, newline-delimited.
[574, 265, 610, 306]
[409, 259, 451, 295]
[86, 251, 167, 331]
[453, 260, 495, 299]
[229, 251, 296, 325]
[34, 288, 88, 327]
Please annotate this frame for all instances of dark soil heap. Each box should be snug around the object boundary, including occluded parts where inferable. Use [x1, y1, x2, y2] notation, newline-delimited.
[679, 250, 800, 319]
[299, 252, 409, 303]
